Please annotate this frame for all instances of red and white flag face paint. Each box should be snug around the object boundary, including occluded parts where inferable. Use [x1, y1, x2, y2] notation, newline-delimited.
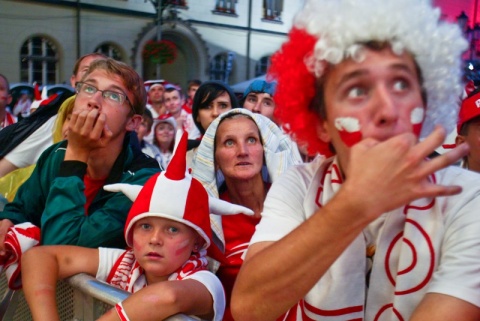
[334, 117, 362, 147]
[411, 107, 425, 137]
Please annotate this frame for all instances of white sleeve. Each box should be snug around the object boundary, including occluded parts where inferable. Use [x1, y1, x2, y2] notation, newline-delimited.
[250, 163, 314, 245]
[96, 247, 126, 282]
[427, 169, 480, 308]
[184, 270, 225, 321]
[4, 116, 56, 168]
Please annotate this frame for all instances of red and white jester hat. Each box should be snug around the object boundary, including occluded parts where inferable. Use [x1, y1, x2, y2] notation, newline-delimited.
[104, 130, 253, 248]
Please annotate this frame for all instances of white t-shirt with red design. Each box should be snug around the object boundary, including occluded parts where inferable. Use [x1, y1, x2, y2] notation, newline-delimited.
[96, 247, 225, 321]
[250, 157, 480, 321]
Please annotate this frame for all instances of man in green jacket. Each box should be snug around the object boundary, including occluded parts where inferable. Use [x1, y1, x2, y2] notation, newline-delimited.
[0, 58, 160, 250]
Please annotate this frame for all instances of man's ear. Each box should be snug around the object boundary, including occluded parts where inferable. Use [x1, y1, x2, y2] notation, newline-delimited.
[455, 134, 466, 147]
[126, 114, 142, 131]
[315, 117, 331, 143]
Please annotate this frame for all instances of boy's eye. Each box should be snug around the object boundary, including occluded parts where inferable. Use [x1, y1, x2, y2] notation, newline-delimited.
[247, 137, 257, 144]
[167, 226, 179, 233]
[106, 91, 122, 103]
[84, 85, 96, 94]
[140, 223, 151, 230]
[225, 139, 234, 147]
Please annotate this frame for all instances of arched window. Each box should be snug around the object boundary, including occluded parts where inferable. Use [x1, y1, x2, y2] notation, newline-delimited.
[210, 52, 235, 82]
[94, 43, 123, 61]
[20, 36, 58, 85]
[255, 55, 271, 77]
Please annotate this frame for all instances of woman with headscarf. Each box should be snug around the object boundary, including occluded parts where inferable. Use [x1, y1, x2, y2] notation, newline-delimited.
[192, 108, 302, 320]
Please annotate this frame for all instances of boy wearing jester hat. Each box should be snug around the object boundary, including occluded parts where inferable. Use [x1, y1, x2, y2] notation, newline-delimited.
[21, 132, 252, 321]
[232, 0, 480, 320]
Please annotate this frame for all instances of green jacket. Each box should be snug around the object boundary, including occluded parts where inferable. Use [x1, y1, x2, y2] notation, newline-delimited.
[0, 133, 160, 248]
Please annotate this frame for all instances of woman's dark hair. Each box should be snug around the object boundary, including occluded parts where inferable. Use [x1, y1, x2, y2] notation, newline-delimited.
[192, 81, 239, 134]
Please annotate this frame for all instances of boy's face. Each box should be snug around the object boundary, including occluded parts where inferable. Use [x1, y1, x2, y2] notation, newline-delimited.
[164, 90, 183, 116]
[74, 69, 139, 138]
[317, 47, 424, 171]
[243, 92, 276, 121]
[132, 216, 199, 284]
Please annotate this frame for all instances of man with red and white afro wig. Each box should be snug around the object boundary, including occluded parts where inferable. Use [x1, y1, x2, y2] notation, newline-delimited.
[232, 1, 480, 321]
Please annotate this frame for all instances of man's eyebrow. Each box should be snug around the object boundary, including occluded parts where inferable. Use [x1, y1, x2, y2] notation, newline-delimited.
[337, 62, 415, 85]
[337, 70, 368, 85]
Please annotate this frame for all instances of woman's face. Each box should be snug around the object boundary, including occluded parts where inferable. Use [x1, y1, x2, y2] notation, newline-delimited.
[196, 92, 232, 131]
[214, 116, 264, 182]
[155, 122, 175, 147]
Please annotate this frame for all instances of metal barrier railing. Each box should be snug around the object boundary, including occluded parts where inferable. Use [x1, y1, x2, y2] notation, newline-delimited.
[0, 273, 197, 321]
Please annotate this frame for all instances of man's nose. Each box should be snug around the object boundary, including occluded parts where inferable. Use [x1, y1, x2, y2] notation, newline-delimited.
[373, 86, 399, 126]
[87, 91, 103, 110]
[252, 101, 262, 113]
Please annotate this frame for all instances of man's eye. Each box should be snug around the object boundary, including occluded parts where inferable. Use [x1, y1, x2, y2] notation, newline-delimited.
[247, 137, 257, 143]
[346, 87, 367, 99]
[106, 91, 122, 103]
[84, 85, 97, 94]
[393, 80, 409, 92]
[225, 139, 234, 146]
[263, 100, 274, 107]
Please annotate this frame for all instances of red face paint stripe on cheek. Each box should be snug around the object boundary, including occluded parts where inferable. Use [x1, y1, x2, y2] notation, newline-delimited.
[411, 107, 425, 137]
[335, 117, 362, 147]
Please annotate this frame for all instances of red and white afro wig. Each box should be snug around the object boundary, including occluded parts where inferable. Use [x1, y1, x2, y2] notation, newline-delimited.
[270, 0, 468, 157]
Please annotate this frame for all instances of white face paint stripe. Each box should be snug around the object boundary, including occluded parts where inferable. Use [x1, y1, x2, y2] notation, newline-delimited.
[411, 107, 424, 125]
[334, 117, 361, 132]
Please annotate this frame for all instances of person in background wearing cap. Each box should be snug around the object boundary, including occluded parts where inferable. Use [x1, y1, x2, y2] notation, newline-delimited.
[145, 80, 166, 120]
[242, 79, 277, 122]
[242, 78, 317, 162]
[21, 132, 252, 321]
[153, 114, 177, 170]
[231, 0, 480, 320]
[0, 58, 160, 250]
[455, 87, 480, 172]
[164, 84, 201, 140]
[0, 74, 15, 131]
[135, 108, 162, 166]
